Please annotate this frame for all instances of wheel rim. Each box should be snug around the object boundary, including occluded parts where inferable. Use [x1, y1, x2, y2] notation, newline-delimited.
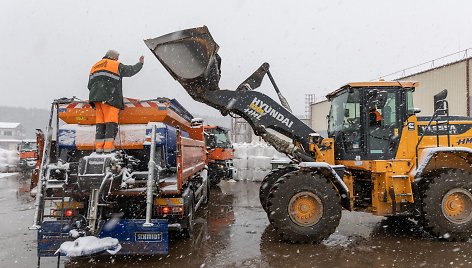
[441, 188, 472, 224]
[288, 191, 323, 227]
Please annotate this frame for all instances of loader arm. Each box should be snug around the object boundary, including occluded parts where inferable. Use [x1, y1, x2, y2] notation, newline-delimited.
[145, 26, 317, 161]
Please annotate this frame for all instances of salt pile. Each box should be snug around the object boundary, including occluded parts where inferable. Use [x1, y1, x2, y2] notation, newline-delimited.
[0, 148, 19, 172]
[233, 142, 290, 181]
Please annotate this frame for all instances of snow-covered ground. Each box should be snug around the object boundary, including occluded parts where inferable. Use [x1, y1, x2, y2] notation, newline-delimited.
[0, 148, 18, 173]
[233, 142, 290, 181]
[0, 172, 18, 179]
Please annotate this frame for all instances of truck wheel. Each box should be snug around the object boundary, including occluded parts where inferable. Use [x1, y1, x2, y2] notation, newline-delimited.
[209, 176, 222, 187]
[420, 169, 472, 241]
[182, 193, 195, 238]
[267, 171, 341, 243]
[259, 166, 297, 213]
[203, 178, 210, 205]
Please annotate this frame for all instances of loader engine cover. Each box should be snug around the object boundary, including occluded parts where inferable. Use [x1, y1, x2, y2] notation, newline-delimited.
[77, 155, 113, 191]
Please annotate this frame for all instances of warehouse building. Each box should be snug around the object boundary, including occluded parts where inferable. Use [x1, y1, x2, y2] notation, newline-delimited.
[310, 50, 472, 134]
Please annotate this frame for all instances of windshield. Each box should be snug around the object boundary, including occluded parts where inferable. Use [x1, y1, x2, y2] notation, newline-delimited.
[214, 132, 231, 147]
[19, 142, 37, 151]
[206, 128, 232, 148]
[328, 90, 361, 135]
[214, 128, 232, 148]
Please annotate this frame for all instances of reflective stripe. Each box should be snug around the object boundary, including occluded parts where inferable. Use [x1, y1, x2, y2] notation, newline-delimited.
[89, 71, 121, 81]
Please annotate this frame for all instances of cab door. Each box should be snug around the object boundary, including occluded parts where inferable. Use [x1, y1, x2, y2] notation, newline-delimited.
[365, 89, 405, 160]
[328, 90, 367, 160]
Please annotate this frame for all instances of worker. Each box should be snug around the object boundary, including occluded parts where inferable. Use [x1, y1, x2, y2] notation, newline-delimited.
[88, 50, 144, 153]
[369, 107, 382, 127]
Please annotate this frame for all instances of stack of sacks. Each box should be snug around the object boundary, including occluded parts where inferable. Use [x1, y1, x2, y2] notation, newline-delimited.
[0, 148, 19, 172]
[247, 143, 272, 181]
[233, 143, 249, 181]
[233, 142, 290, 181]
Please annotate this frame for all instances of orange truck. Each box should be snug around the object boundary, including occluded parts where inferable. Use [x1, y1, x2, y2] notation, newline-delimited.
[204, 125, 235, 185]
[17, 139, 38, 173]
[31, 97, 209, 259]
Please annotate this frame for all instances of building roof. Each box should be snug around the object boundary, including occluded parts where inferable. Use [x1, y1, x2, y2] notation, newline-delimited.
[0, 139, 22, 143]
[326, 81, 419, 99]
[398, 57, 472, 80]
[0, 122, 21, 129]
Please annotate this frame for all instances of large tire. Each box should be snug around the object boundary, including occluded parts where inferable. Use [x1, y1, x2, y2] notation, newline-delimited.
[182, 192, 195, 238]
[259, 166, 298, 213]
[267, 171, 342, 243]
[419, 169, 472, 241]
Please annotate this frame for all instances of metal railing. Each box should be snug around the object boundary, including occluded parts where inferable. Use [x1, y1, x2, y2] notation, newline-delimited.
[376, 48, 472, 81]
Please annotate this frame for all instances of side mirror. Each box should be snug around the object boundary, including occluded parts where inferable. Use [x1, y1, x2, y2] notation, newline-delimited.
[408, 107, 421, 116]
[434, 89, 448, 116]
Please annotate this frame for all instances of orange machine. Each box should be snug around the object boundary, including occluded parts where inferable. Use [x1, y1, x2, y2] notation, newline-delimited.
[17, 140, 38, 173]
[33, 96, 209, 259]
[204, 125, 235, 185]
[30, 129, 44, 190]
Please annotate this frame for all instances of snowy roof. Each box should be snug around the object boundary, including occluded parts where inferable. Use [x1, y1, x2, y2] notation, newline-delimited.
[0, 139, 22, 143]
[0, 122, 21, 129]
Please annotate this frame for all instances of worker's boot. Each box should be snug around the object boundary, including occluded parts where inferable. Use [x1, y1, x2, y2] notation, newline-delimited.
[104, 122, 118, 153]
[95, 123, 106, 153]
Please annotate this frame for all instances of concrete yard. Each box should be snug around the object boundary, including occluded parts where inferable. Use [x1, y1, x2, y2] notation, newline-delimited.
[1, 174, 472, 268]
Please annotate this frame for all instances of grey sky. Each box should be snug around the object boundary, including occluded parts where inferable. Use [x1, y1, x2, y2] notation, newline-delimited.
[1, 0, 471, 117]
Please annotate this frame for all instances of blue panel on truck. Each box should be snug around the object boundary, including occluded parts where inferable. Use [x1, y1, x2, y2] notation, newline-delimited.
[38, 220, 73, 257]
[98, 219, 169, 255]
[145, 124, 189, 168]
[38, 219, 169, 257]
[57, 128, 76, 149]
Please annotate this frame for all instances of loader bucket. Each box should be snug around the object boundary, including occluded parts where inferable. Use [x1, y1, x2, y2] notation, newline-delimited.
[144, 26, 221, 94]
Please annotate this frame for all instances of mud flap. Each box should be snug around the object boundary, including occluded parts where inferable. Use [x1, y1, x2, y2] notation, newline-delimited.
[38, 219, 169, 257]
[98, 219, 168, 255]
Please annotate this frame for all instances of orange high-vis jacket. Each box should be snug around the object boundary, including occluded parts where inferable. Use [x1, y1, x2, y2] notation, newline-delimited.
[89, 58, 120, 77]
[370, 110, 382, 121]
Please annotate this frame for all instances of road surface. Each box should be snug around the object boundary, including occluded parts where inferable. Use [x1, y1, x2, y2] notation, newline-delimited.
[1, 173, 471, 267]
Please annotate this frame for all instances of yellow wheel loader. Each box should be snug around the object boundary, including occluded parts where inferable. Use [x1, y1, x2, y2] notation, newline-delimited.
[145, 26, 472, 243]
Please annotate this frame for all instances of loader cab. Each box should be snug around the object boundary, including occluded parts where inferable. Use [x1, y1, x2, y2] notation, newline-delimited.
[327, 82, 417, 161]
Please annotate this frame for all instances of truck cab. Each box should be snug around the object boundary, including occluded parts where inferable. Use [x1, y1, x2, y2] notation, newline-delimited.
[17, 140, 38, 172]
[204, 125, 235, 185]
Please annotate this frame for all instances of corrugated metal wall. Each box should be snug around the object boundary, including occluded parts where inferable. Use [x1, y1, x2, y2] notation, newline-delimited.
[399, 60, 468, 116]
[310, 100, 330, 136]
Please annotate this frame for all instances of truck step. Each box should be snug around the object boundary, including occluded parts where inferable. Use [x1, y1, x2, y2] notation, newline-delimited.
[395, 193, 413, 196]
[43, 196, 66, 201]
[391, 175, 409, 179]
[45, 180, 65, 188]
